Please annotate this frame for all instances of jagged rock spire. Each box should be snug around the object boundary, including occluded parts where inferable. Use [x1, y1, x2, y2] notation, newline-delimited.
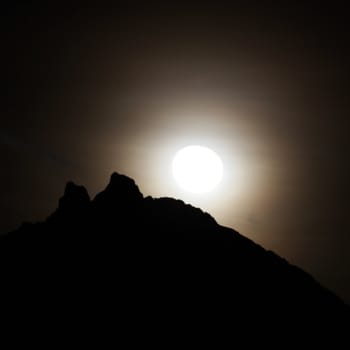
[58, 181, 90, 213]
[92, 172, 143, 209]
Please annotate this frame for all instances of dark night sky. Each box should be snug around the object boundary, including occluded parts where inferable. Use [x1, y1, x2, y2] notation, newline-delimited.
[3, 2, 350, 302]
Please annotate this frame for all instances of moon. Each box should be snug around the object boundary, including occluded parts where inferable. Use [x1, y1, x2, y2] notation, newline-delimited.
[172, 145, 223, 193]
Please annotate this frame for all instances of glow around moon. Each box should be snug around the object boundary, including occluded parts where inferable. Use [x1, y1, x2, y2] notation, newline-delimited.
[172, 145, 223, 193]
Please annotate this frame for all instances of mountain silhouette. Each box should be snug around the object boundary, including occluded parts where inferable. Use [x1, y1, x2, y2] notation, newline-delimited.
[2, 172, 349, 340]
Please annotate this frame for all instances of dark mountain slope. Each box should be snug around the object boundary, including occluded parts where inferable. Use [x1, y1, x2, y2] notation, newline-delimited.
[2, 172, 349, 340]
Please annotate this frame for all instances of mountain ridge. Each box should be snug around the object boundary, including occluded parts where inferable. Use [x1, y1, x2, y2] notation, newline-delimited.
[2, 172, 349, 336]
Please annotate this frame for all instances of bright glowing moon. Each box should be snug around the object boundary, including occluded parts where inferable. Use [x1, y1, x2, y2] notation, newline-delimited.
[172, 145, 223, 193]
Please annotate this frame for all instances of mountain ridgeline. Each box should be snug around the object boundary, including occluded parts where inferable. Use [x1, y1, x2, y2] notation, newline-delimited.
[2, 172, 349, 337]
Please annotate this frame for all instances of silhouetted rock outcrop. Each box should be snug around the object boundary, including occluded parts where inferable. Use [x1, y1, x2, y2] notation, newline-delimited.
[2, 172, 349, 340]
[58, 181, 90, 213]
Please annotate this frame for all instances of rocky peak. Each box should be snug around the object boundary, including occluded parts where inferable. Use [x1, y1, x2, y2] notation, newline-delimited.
[58, 181, 90, 213]
[92, 172, 143, 209]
